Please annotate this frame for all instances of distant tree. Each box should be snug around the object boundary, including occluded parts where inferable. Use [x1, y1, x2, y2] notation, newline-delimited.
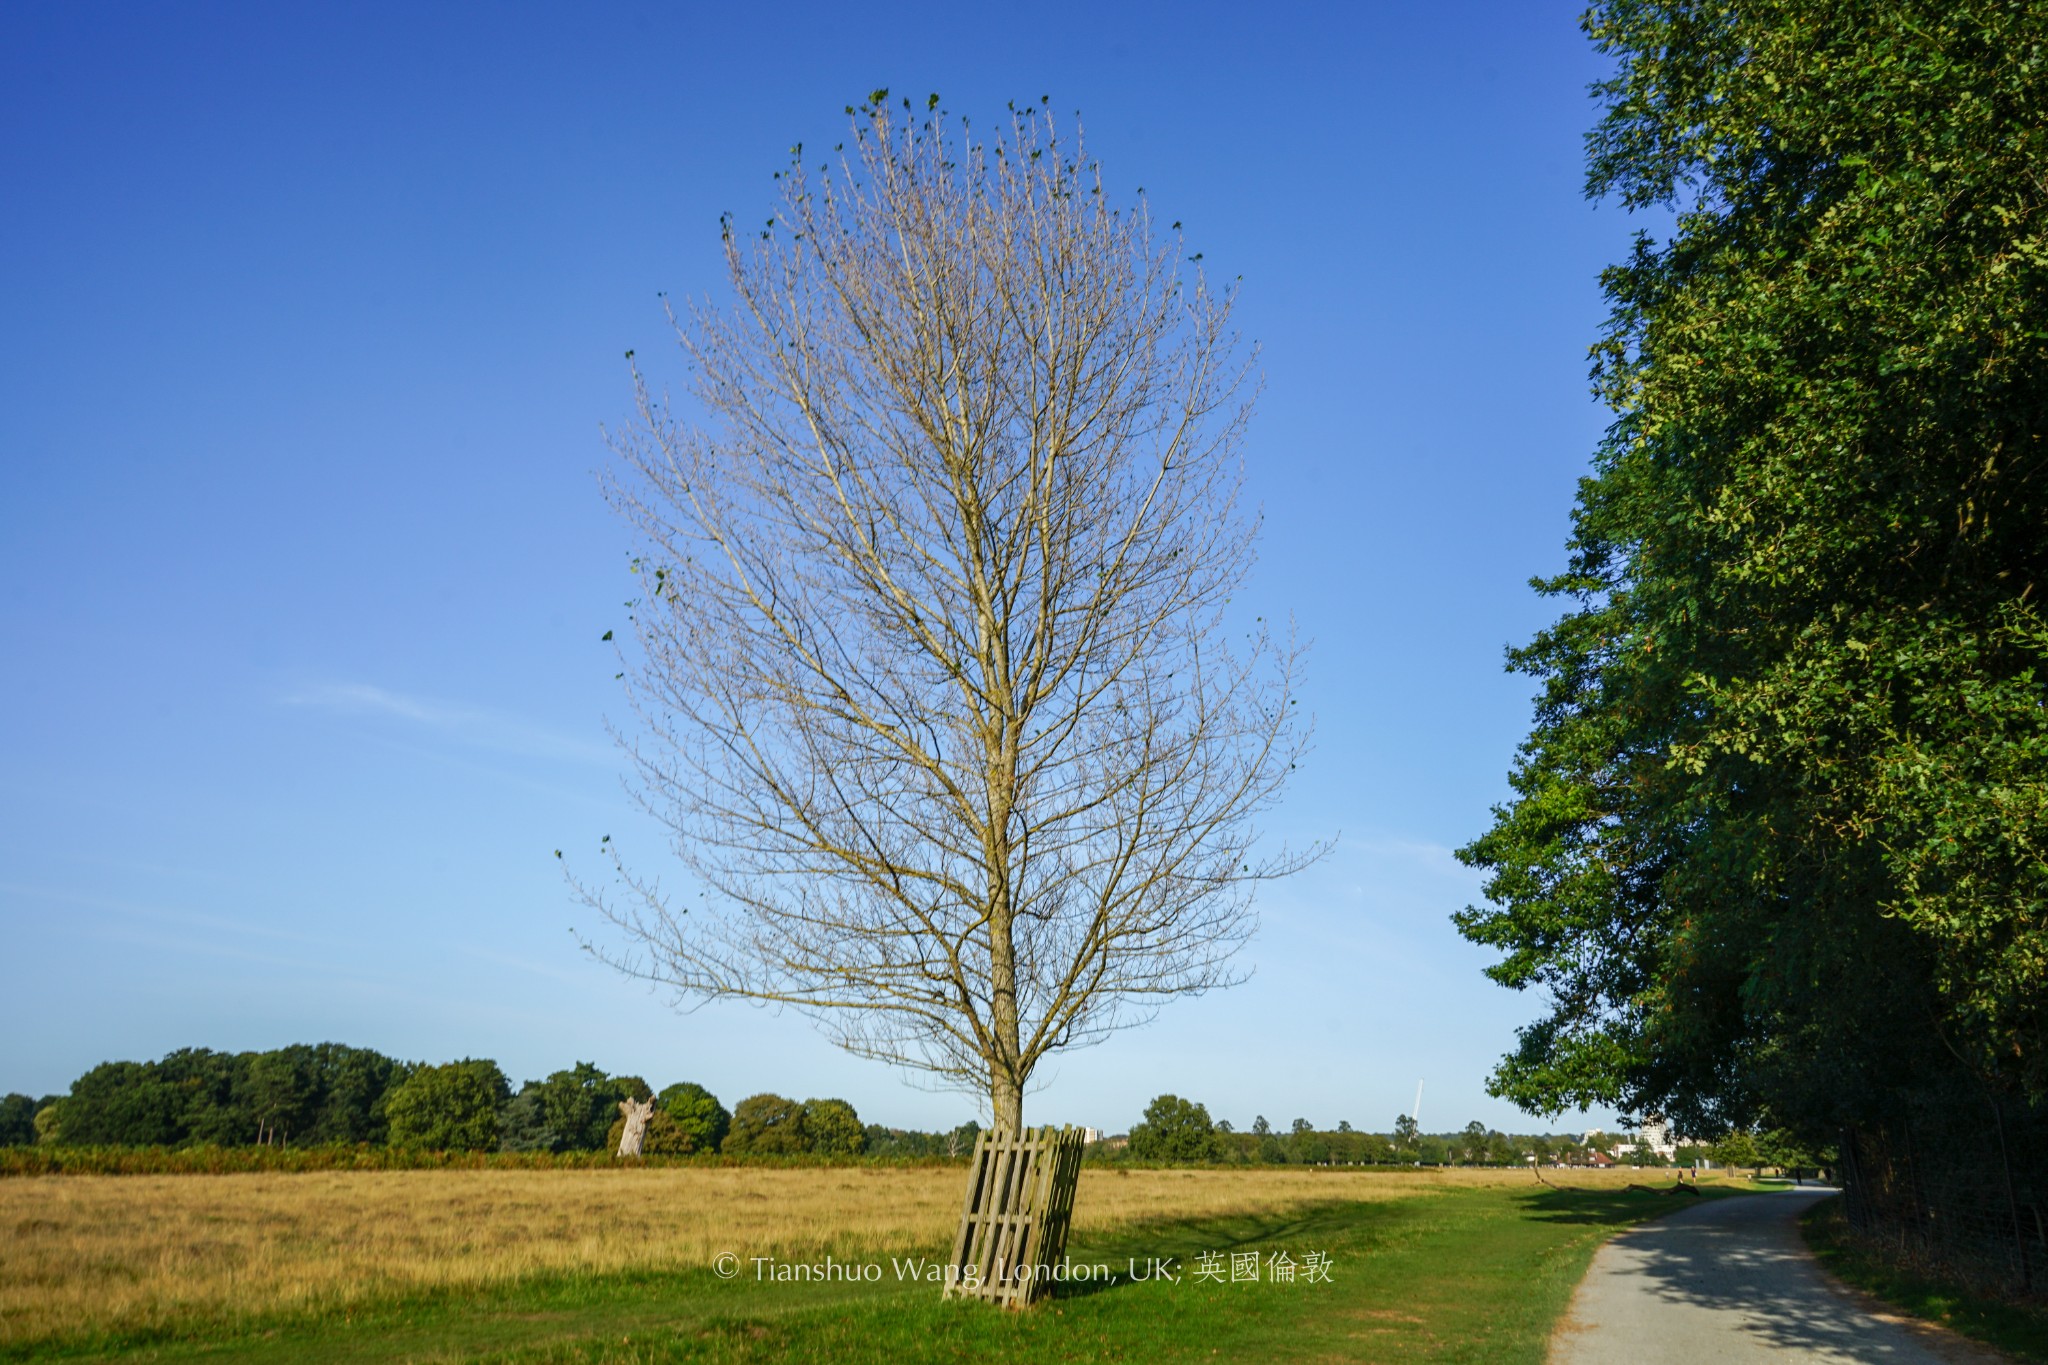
[527, 1063, 648, 1152]
[1251, 1115, 1272, 1136]
[33, 1103, 63, 1144]
[0, 1094, 39, 1146]
[383, 1060, 509, 1150]
[723, 1093, 808, 1155]
[1215, 1118, 1234, 1134]
[1756, 1129, 1828, 1174]
[305, 1043, 406, 1145]
[801, 1098, 866, 1155]
[1336, 1119, 1352, 1133]
[46, 1044, 406, 1151]
[1393, 1113, 1420, 1150]
[1462, 1120, 1489, 1164]
[656, 1082, 731, 1152]
[945, 1120, 981, 1158]
[1708, 1130, 1762, 1171]
[60, 1060, 186, 1146]
[1128, 1094, 1220, 1162]
[239, 1045, 319, 1145]
[497, 1087, 557, 1152]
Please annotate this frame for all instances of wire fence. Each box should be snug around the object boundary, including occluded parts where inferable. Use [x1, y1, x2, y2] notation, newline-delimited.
[1839, 1085, 2047, 1299]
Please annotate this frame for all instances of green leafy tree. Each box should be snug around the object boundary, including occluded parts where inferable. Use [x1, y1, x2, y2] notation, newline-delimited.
[383, 1059, 509, 1151]
[238, 1045, 319, 1144]
[304, 1043, 406, 1145]
[656, 1082, 731, 1152]
[59, 1060, 187, 1146]
[1455, 0, 2048, 1144]
[1392, 1113, 1420, 1151]
[0, 1094, 38, 1146]
[1128, 1094, 1220, 1162]
[498, 1088, 552, 1152]
[723, 1093, 808, 1155]
[800, 1098, 866, 1155]
[527, 1063, 648, 1152]
[34, 1102, 65, 1144]
[1708, 1130, 1762, 1172]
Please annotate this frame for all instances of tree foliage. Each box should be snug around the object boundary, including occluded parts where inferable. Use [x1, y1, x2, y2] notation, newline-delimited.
[519, 1063, 651, 1153]
[656, 1081, 731, 1152]
[46, 1045, 406, 1149]
[1457, 0, 2048, 1137]
[383, 1059, 510, 1151]
[723, 1093, 810, 1155]
[1127, 1093, 1220, 1161]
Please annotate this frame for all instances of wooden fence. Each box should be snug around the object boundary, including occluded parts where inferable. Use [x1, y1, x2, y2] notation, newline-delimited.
[943, 1125, 1085, 1309]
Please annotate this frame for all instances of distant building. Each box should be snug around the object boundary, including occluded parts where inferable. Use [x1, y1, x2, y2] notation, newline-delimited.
[1610, 1113, 1689, 1160]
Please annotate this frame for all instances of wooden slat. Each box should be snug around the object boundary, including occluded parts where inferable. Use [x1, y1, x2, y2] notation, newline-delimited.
[944, 1125, 1086, 1308]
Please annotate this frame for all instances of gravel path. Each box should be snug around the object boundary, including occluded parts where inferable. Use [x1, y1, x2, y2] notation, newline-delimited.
[1551, 1186, 2008, 1362]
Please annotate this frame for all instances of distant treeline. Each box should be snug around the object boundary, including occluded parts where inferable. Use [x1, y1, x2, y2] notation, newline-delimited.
[0, 1044, 978, 1160]
[1103, 1095, 1802, 1169]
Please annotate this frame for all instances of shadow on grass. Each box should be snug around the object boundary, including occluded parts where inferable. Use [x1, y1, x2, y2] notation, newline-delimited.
[1515, 1184, 1723, 1226]
[1050, 1200, 1376, 1301]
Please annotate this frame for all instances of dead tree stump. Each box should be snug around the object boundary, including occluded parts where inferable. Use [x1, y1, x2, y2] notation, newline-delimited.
[616, 1097, 654, 1157]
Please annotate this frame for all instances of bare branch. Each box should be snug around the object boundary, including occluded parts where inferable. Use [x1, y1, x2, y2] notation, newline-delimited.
[583, 100, 1321, 1133]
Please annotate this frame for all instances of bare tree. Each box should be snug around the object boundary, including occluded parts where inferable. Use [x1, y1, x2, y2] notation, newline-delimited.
[585, 93, 1316, 1136]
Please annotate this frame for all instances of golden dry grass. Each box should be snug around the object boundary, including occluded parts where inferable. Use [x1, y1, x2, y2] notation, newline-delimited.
[0, 1163, 1679, 1345]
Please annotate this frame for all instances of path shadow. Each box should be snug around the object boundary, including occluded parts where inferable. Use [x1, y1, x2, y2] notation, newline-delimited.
[1578, 1188, 1978, 1360]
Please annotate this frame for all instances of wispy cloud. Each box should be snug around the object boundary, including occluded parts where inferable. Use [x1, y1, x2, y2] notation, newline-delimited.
[283, 682, 613, 765]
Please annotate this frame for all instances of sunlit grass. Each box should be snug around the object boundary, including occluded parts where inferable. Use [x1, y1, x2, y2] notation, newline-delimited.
[0, 1163, 1709, 1351]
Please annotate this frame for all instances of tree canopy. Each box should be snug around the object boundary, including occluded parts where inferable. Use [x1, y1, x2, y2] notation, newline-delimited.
[1128, 1093, 1220, 1161]
[1457, 0, 2048, 1140]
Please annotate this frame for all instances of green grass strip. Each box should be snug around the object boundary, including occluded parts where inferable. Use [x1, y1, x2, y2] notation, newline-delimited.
[11, 1183, 1729, 1364]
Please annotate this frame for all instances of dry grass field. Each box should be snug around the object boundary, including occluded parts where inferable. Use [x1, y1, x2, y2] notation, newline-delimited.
[0, 1163, 1690, 1347]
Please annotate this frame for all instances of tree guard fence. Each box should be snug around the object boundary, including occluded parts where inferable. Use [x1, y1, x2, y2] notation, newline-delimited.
[944, 1126, 1085, 1309]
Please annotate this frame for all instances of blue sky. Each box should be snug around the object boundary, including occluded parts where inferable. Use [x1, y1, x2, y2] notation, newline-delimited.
[2, 1, 1651, 1135]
